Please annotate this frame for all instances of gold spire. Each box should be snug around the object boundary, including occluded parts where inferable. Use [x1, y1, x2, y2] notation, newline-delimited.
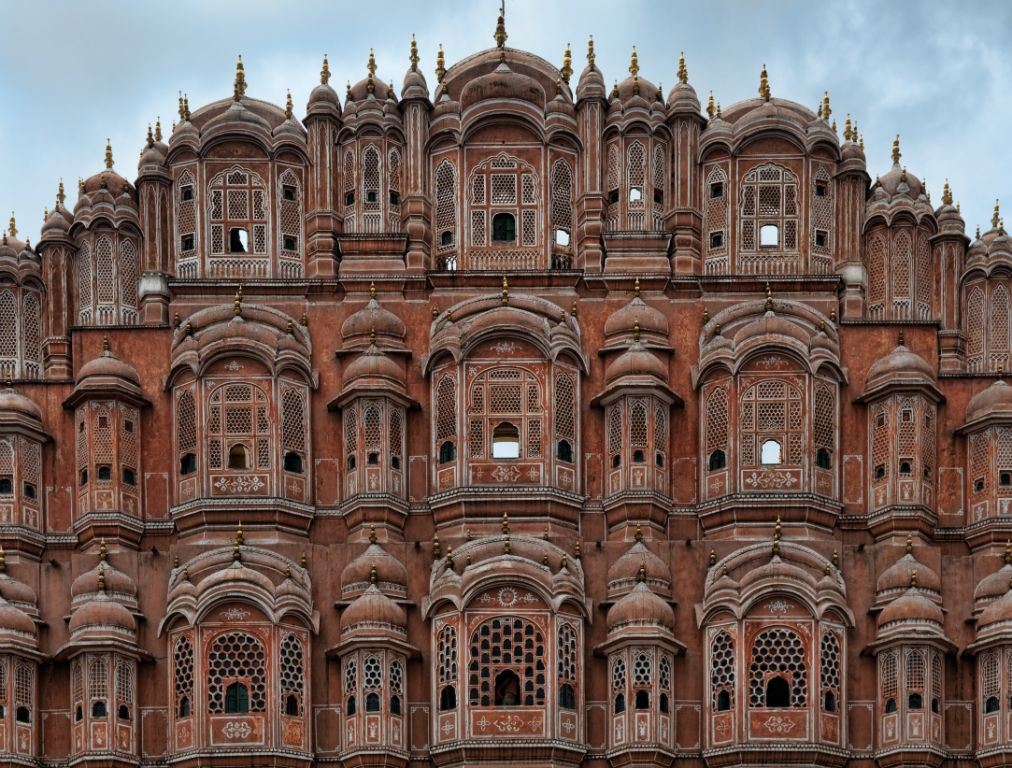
[367, 48, 377, 79]
[321, 54, 331, 84]
[233, 521, 244, 561]
[633, 320, 641, 342]
[104, 139, 114, 170]
[977, 224, 982, 240]
[891, 134, 901, 166]
[706, 91, 715, 119]
[57, 178, 65, 208]
[494, 0, 508, 50]
[628, 46, 639, 78]
[502, 510, 510, 537]
[369, 281, 378, 300]
[636, 563, 646, 583]
[102, 335, 110, 354]
[942, 179, 952, 206]
[369, 525, 377, 544]
[183, 94, 191, 121]
[146, 123, 154, 147]
[346, 80, 352, 100]
[99, 538, 107, 561]
[432, 533, 441, 559]
[633, 276, 642, 298]
[634, 522, 643, 542]
[410, 35, 419, 72]
[571, 301, 578, 318]
[709, 548, 716, 567]
[7, 212, 15, 238]
[155, 116, 163, 142]
[758, 63, 771, 101]
[501, 275, 509, 305]
[765, 282, 773, 312]
[821, 90, 831, 120]
[772, 514, 782, 556]
[179, 91, 186, 120]
[436, 44, 446, 83]
[445, 546, 454, 571]
[561, 43, 573, 84]
[993, 199, 1001, 229]
[587, 34, 595, 67]
[910, 570, 918, 588]
[905, 533, 913, 554]
[97, 566, 106, 592]
[234, 54, 247, 101]
[233, 286, 243, 317]
[370, 565, 378, 584]
[843, 114, 852, 142]
[678, 51, 688, 84]
[574, 540, 581, 560]
[285, 90, 293, 119]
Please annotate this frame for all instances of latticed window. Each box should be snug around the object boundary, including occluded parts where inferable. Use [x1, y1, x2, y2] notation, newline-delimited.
[659, 654, 672, 713]
[389, 658, 404, 714]
[738, 163, 799, 261]
[13, 660, 32, 724]
[89, 655, 109, 716]
[176, 169, 198, 266]
[814, 384, 835, 469]
[554, 371, 576, 463]
[711, 630, 735, 711]
[0, 287, 43, 380]
[748, 627, 807, 708]
[72, 658, 84, 721]
[76, 241, 92, 323]
[174, 634, 194, 718]
[705, 385, 729, 471]
[278, 168, 303, 272]
[176, 388, 197, 477]
[982, 650, 1001, 714]
[435, 373, 457, 463]
[867, 232, 888, 315]
[632, 650, 653, 709]
[363, 655, 383, 712]
[704, 166, 729, 269]
[557, 622, 578, 710]
[906, 648, 926, 710]
[281, 386, 308, 474]
[434, 160, 457, 267]
[467, 367, 542, 460]
[550, 159, 574, 259]
[206, 382, 271, 472]
[739, 379, 804, 468]
[466, 153, 541, 268]
[280, 634, 305, 717]
[607, 406, 623, 467]
[119, 239, 139, 321]
[811, 167, 834, 267]
[360, 145, 383, 234]
[388, 149, 401, 231]
[438, 624, 458, 710]
[966, 284, 986, 370]
[881, 650, 899, 712]
[468, 616, 546, 707]
[891, 231, 912, 319]
[612, 656, 627, 713]
[820, 629, 841, 712]
[207, 631, 266, 714]
[21, 291, 42, 378]
[207, 167, 268, 258]
[115, 660, 134, 720]
[344, 657, 357, 714]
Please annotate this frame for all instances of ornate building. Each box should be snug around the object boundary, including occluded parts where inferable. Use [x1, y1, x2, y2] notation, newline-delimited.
[1, 12, 1011, 767]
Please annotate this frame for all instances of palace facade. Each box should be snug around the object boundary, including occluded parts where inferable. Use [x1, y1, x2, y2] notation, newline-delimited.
[0, 15, 1010, 768]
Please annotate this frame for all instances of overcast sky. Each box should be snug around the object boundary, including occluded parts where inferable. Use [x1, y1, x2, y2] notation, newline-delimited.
[2, 0, 1009, 243]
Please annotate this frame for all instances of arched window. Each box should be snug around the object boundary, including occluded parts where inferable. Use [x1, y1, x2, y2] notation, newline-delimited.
[709, 450, 727, 471]
[278, 169, 304, 271]
[820, 629, 841, 713]
[361, 145, 382, 233]
[389, 658, 404, 715]
[89, 655, 108, 719]
[438, 624, 458, 710]
[738, 163, 799, 266]
[468, 368, 543, 461]
[279, 634, 305, 718]
[711, 630, 735, 712]
[225, 683, 249, 714]
[469, 616, 546, 707]
[468, 153, 540, 266]
[344, 657, 357, 716]
[765, 676, 790, 707]
[740, 379, 804, 469]
[492, 213, 516, 243]
[208, 632, 266, 713]
[207, 167, 268, 264]
[435, 374, 457, 463]
[176, 168, 198, 268]
[760, 439, 782, 465]
[434, 160, 457, 267]
[633, 650, 652, 709]
[76, 241, 92, 323]
[906, 649, 925, 711]
[551, 159, 573, 261]
[881, 650, 898, 715]
[492, 422, 520, 458]
[14, 661, 32, 725]
[364, 655, 383, 712]
[557, 623, 578, 711]
[749, 627, 806, 708]
[206, 382, 271, 475]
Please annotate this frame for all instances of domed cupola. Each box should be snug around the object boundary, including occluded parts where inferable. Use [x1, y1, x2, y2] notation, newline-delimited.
[70, 540, 139, 612]
[401, 37, 430, 101]
[865, 135, 935, 229]
[606, 569, 675, 633]
[138, 120, 168, 177]
[340, 527, 408, 601]
[965, 377, 1012, 428]
[973, 543, 1012, 619]
[606, 524, 671, 600]
[66, 542, 140, 648]
[665, 53, 700, 115]
[307, 54, 342, 119]
[861, 334, 941, 402]
[575, 35, 605, 101]
[934, 179, 965, 235]
[604, 337, 669, 387]
[273, 90, 308, 144]
[40, 181, 74, 244]
[0, 548, 38, 616]
[340, 283, 407, 350]
[340, 571, 408, 639]
[75, 141, 136, 219]
[874, 534, 941, 609]
[346, 49, 392, 108]
[603, 279, 670, 347]
[68, 339, 144, 404]
[875, 575, 948, 644]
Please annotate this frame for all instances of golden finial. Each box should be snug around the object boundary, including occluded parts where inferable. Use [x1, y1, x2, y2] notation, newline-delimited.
[319, 54, 330, 85]
[543, 552, 549, 566]
[370, 565, 378, 584]
[993, 199, 1001, 229]
[898, 330, 905, 346]
[42, 207, 48, 223]
[706, 91, 715, 119]
[502, 510, 510, 537]
[610, 80, 619, 100]
[501, 275, 509, 305]
[234, 54, 247, 101]
[285, 90, 293, 119]
[587, 34, 595, 66]
[431, 306, 439, 319]
[97, 566, 106, 592]
[57, 178, 66, 208]
[633, 320, 641, 342]
[367, 48, 377, 78]
[636, 563, 646, 583]
[716, 101, 722, 117]
[758, 63, 771, 101]
[6, 212, 15, 238]
[891, 134, 901, 166]
[831, 119, 837, 134]
[155, 117, 163, 142]
[409, 35, 419, 72]
[284, 565, 292, 580]
[900, 166, 908, 184]
[677, 51, 688, 84]
[346, 80, 352, 100]
[369, 327, 376, 344]
[560, 553, 567, 570]
[942, 179, 952, 206]
[709, 548, 716, 566]
[99, 538, 107, 561]
[843, 114, 852, 141]
[233, 287, 243, 317]
[543, 526, 549, 541]
[504, 536, 511, 555]
[821, 90, 831, 120]
[102, 335, 110, 354]
[466, 527, 473, 540]
[1004, 539, 1011, 565]
[432, 533, 441, 559]
[78, 177, 85, 195]
[104, 139, 114, 170]
[178, 91, 186, 120]
[183, 94, 191, 120]
[436, 44, 446, 83]
[702, 307, 710, 323]
[185, 322, 193, 337]
[369, 281, 377, 299]
[286, 320, 294, 335]
[772, 514, 782, 556]
[977, 224, 982, 240]
[494, 0, 508, 50]
[558, 43, 573, 84]
[369, 525, 377, 544]
[910, 570, 918, 588]
[765, 282, 773, 312]
[905, 533, 913, 554]
[832, 550, 839, 568]
[571, 301, 578, 317]
[300, 312, 308, 327]
[628, 46, 639, 78]
[0, 545, 6, 574]
[146, 123, 154, 147]
[634, 522, 643, 542]
[445, 545, 454, 571]
[634, 276, 641, 298]
[300, 552, 307, 568]
[574, 541, 581, 560]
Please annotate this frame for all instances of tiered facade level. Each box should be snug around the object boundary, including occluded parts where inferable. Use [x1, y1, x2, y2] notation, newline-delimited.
[3, 20, 1012, 768]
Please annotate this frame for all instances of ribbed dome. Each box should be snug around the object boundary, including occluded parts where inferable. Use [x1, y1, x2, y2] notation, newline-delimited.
[77, 349, 141, 387]
[343, 344, 404, 389]
[341, 295, 406, 344]
[72, 562, 137, 600]
[979, 583, 1012, 629]
[0, 387, 42, 422]
[967, 379, 1012, 424]
[460, 61, 546, 111]
[0, 572, 36, 608]
[308, 57, 341, 116]
[878, 589, 943, 628]
[607, 539, 670, 598]
[604, 295, 669, 341]
[69, 595, 136, 634]
[876, 552, 941, 598]
[0, 599, 35, 637]
[340, 584, 406, 632]
[877, 162, 923, 200]
[576, 61, 605, 100]
[865, 342, 935, 391]
[976, 563, 1012, 604]
[666, 81, 700, 113]
[341, 543, 408, 596]
[607, 580, 674, 630]
[605, 342, 667, 384]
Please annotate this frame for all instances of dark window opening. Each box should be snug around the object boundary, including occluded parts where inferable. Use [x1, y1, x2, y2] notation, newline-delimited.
[75, 705, 83, 722]
[815, 230, 828, 247]
[285, 694, 299, 716]
[118, 704, 130, 721]
[390, 694, 402, 715]
[660, 692, 670, 713]
[976, 478, 986, 492]
[765, 676, 790, 708]
[229, 228, 248, 253]
[710, 182, 724, 198]
[16, 706, 30, 724]
[901, 409, 913, 422]
[875, 464, 886, 480]
[885, 697, 897, 713]
[228, 444, 251, 470]
[366, 692, 381, 712]
[440, 230, 453, 247]
[282, 184, 297, 201]
[708, 449, 726, 471]
[608, 189, 619, 205]
[876, 413, 887, 428]
[924, 465, 932, 479]
[98, 416, 108, 429]
[180, 452, 197, 476]
[492, 422, 520, 459]
[908, 692, 923, 710]
[899, 460, 912, 475]
[0, 705, 5, 718]
[560, 683, 575, 710]
[391, 455, 401, 470]
[633, 449, 645, 463]
[614, 693, 626, 714]
[80, 468, 88, 486]
[1001, 472, 1012, 487]
[347, 455, 357, 470]
[716, 689, 731, 712]
[635, 690, 650, 709]
[653, 189, 663, 205]
[181, 234, 195, 251]
[0, 477, 12, 494]
[92, 700, 107, 718]
[389, 190, 400, 206]
[367, 452, 380, 466]
[612, 454, 622, 469]
[709, 231, 724, 248]
[823, 691, 837, 712]
[439, 685, 456, 711]
[366, 191, 378, 204]
[97, 465, 112, 482]
[346, 695, 356, 715]
[815, 183, 828, 197]
[180, 185, 194, 202]
[555, 228, 571, 247]
[283, 235, 298, 251]
[121, 468, 136, 487]
[345, 191, 355, 207]
[557, 439, 573, 463]
[23, 482, 36, 499]
[492, 212, 517, 243]
[439, 441, 456, 464]
[178, 696, 191, 718]
[284, 451, 304, 473]
[225, 682, 250, 714]
[656, 452, 665, 467]
[494, 669, 521, 706]
[816, 448, 832, 469]
[986, 696, 1000, 713]
[124, 420, 134, 433]
[931, 697, 940, 714]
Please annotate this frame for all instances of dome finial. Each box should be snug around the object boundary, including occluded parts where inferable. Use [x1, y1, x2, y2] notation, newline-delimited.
[102, 335, 111, 354]
[586, 34, 595, 66]
[178, 91, 186, 120]
[369, 524, 377, 544]
[494, 0, 508, 51]
[410, 35, 419, 72]
[706, 91, 715, 118]
[910, 569, 918, 589]
[709, 548, 716, 567]
[146, 123, 154, 148]
[370, 565, 378, 584]
[843, 114, 852, 142]
[634, 276, 641, 298]
[677, 51, 688, 84]
[628, 46, 639, 78]
[432, 533, 441, 560]
[104, 139, 114, 170]
[632, 320, 641, 343]
[234, 54, 247, 101]
[772, 514, 782, 556]
[99, 538, 107, 562]
[436, 44, 446, 83]
[367, 48, 377, 78]
[233, 286, 243, 317]
[905, 533, 913, 554]
[561, 43, 573, 84]
[6, 212, 15, 238]
[993, 199, 1001, 229]
[636, 563, 647, 583]
[942, 179, 952, 206]
[285, 90, 294, 119]
[1004, 539, 1011, 565]
[233, 521, 244, 562]
[0, 545, 6, 574]
[502, 510, 510, 537]
[369, 281, 377, 299]
[891, 134, 901, 166]
[182, 94, 191, 121]
[321, 54, 331, 85]
[634, 522, 643, 542]
[821, 90, 831, 121]
[97, 565, 106, 593]
[758, 63, 771, 101]
[57, 178, 66, 208]
[501, 275, 509, 305]
[445, 545, 454, 571]
[155, 116, 163, 142]
[765, 282, 774, 312]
